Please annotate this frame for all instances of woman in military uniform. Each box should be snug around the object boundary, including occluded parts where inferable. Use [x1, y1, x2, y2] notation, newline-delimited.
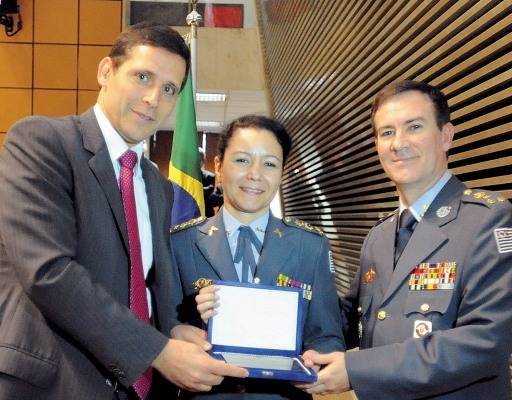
[169, 114, 345, 399]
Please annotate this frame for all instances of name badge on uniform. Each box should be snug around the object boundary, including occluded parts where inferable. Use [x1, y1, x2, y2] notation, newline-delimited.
[413, 320, 432, 338]
[409, 262, 456, 291]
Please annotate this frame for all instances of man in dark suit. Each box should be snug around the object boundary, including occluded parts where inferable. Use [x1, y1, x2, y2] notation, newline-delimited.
[0, 22, 246, 400]
[300, 80, 512, 399]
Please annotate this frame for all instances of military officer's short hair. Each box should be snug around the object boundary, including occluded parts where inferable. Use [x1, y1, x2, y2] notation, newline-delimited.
[371, 80, 451, 134]
[217, 114, 292, 165]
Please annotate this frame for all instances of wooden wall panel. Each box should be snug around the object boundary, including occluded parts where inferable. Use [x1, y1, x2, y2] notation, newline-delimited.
[0, 0, 122, 149]
[34, 0, 78, 43]
[256, 0, 512, 295]
[0, 89, 32, 131]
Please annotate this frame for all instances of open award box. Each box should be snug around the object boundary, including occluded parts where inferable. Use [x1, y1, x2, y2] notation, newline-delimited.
[207, 280, 317, 382]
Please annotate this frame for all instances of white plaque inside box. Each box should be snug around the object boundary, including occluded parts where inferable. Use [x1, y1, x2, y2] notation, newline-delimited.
[208, 280, 317, 382]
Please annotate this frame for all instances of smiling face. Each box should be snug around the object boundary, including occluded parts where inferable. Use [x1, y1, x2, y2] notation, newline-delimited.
[215, 127, 284, 224]
[374, 90, 454, 205]
[97, 44, 186, 147]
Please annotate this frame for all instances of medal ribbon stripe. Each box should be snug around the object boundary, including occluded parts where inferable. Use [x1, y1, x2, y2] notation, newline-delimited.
[276, 273, 312, 300]
[409, 262, 456, 291]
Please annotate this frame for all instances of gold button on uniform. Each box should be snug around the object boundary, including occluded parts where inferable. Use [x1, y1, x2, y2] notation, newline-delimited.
[377, 310, 386, 320]
[357, 306, 362, 313]
[420, 303, 430, 312]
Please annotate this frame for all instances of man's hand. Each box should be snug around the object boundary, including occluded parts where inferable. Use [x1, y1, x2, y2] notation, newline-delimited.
[195, 285, 219, 323]
[295, 351, 350, 395]
[152, 339, 248, 392]
[170, 324, 211, 351]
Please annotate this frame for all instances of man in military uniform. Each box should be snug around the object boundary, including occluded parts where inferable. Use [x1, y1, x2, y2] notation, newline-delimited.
[299, 80, 512, 399]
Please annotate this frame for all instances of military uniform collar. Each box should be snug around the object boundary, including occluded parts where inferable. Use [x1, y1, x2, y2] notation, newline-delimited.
[222, 207, 269, 240]
[399, 171, 452, 222]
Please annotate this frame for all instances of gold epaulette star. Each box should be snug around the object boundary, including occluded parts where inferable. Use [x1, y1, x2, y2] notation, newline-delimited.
[463, 189, 506, 206]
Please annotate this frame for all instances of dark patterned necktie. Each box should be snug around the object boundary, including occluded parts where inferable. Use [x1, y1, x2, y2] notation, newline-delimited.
[119, 150, 152, 399]
[233, 226, 263, 283]
[394, 208, 416, 265]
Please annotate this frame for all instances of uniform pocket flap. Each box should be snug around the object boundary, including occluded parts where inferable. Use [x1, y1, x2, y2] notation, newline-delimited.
[404, 292, 452, 316]
[0, 345, 57, 388]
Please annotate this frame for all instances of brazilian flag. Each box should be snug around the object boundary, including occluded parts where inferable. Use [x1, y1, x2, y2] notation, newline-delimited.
[169, 71, 205, 224]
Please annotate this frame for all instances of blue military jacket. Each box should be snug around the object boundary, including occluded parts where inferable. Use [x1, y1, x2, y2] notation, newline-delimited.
[343, 176, 512, 399]
[170, 210, 345, 399]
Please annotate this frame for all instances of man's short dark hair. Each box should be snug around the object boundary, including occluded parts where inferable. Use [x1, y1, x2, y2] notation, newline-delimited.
[371, 80, 451, 134]
[109, 21, 191, 92]
[218, 115, 292, 166]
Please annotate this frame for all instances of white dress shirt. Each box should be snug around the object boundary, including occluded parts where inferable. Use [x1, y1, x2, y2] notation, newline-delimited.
[93, 104, 154, 315]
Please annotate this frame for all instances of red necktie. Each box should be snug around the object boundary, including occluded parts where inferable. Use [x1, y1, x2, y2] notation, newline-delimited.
[119, 150, 152, 399]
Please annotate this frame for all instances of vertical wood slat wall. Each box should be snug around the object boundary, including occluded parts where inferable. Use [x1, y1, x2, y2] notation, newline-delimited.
[255, 0, 512, 296]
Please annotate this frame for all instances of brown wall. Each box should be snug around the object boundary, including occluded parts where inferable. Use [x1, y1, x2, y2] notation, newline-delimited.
[0, 0, 123, 148]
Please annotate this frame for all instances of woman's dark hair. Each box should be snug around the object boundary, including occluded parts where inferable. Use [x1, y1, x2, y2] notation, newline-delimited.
[371, 80, 451, 134]
[108, 21, 191, 92]
[217, 115, 292, 166]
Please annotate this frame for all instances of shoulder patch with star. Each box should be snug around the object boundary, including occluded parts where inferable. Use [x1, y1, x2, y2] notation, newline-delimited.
[462, 188, 506, 207]
[283, 217, 324, 236]
[171, 216, 206, 233]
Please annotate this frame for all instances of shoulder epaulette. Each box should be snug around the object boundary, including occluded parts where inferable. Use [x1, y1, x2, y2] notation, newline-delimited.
[171, 216, 206, 233]
[283, 217, 324, 236]
[462, 189, 506, 207]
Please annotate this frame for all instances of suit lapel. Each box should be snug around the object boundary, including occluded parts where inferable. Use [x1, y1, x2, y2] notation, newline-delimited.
[80, 109, 129, 252]
[256, 215, 295, 285]
[141, 158, 166, 258]
[142, 159, 172, 329]
[381, 176, 464, 305]
[197, 212, 239, 281]
[374, 212, 398, 299]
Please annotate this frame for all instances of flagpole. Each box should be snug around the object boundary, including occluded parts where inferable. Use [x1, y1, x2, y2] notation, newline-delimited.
[186, 0, 202, 100]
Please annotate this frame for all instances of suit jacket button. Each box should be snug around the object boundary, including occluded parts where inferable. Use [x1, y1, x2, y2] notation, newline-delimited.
[377, 310, 386, 320]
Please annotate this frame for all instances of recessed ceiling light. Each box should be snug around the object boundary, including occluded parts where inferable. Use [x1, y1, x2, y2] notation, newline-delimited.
[197, 121, 222, 127]
[196, 93, 227, 102]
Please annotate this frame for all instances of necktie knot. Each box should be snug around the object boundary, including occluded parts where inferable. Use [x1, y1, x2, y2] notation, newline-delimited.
[399, 208, 416, 230]
[119, 150, 138, 171]
[234, 226, 262, 262]
[394, 209, 417, 265]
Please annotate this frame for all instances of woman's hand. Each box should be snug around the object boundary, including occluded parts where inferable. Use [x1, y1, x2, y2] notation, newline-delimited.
[196, 284, 220, 323]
